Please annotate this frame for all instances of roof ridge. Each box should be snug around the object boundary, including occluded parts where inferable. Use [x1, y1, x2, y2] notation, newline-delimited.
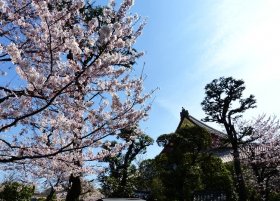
[188, 115, 226, 137]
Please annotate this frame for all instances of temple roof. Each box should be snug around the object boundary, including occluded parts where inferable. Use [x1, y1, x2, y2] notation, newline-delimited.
[177, 108, 227, 139]
[176, 108, 234, 162]
[161, 108, 258, 163]
[159, 108, 234, 162]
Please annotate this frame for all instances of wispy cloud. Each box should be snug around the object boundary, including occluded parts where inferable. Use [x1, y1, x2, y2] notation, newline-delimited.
[203, 0, 280, 80]
[199, 0, 280, 116]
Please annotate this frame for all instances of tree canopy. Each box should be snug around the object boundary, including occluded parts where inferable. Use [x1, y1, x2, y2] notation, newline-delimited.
[0, 182, 35, 201]
[0, 0, 151, 199]
[147, 126, 234, 201]
[98, 130, 154, 198]
[201, 76, 257, 201]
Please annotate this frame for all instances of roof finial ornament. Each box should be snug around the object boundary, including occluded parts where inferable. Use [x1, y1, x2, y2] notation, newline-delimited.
[180, 107, 189, 120]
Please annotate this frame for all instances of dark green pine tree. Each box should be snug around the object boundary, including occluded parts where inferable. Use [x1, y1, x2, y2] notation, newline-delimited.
[201, 76, 257, 201]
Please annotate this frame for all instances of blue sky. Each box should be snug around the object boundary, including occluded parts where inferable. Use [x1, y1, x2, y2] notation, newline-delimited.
[130, 0, 280, 158]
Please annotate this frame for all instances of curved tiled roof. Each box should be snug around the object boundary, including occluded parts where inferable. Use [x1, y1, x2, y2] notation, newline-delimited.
[160, 108, 259, 163]
[177, 108, 227, 139]
[188, 115, 227, 139]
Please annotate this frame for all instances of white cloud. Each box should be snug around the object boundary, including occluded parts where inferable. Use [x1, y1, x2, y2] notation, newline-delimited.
[198, 0, 280, 117]
[204, 0, 280, 78]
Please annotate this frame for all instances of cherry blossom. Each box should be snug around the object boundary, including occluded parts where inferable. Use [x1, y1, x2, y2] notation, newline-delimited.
[239, 115, 280, 201]
[0, 0, 152, 198]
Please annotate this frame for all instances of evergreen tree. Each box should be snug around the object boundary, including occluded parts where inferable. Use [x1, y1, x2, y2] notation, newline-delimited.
[201, 76, 257, 201]
[153, 126, 233, 201]
[98, 130, 153, 198]
[0, 182, 34, 201]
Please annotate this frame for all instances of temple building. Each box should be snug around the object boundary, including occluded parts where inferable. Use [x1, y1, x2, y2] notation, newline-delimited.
[162, 108, 235, 163]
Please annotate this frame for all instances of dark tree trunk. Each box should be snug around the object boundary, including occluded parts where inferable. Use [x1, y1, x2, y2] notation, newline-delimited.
[46, 187, 55, 201]
[259, 177, 270, 201]
[116, 142, 135, 197]
[119, 163, 129, 191]
[66, 174, 82, 201]
[232, 147, 247, 201]
[201, 77, 257, 201]
[225, 124, 247, 201]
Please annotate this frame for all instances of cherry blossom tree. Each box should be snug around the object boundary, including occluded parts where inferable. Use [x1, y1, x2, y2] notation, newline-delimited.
[239, 115, 280, 201]
[0, 0, 152, 200]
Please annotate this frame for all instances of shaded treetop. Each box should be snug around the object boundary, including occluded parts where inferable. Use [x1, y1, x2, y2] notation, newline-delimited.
[201, 77, 256, 123]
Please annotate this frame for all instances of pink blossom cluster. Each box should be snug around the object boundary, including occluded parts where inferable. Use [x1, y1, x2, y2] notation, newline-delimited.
[242, 115, 280, 167]
[239, 115, 280, 196]
[0, 0, 152, 193]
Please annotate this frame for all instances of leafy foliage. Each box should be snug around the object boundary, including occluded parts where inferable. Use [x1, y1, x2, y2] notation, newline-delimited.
[0, 182, 34, 201]
[201, 76, 257, 201]
[98, 131, 154, 198]
[202, 77, 256, 124]
[139, 126, 234, 201]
